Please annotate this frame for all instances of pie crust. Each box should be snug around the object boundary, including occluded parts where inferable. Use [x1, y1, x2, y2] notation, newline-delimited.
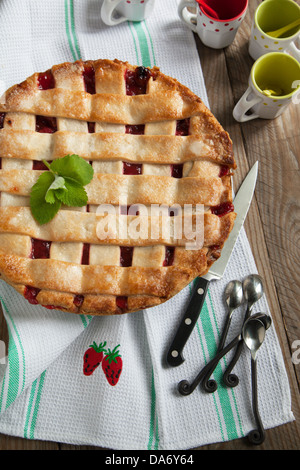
[0, 59, 236, 315]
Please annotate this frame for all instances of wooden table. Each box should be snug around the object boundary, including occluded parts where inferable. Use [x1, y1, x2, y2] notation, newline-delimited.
[0, 0, 299, 450]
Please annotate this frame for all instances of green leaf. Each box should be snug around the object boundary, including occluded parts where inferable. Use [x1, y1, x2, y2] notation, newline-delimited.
[49, 154, 94, 186]
[30, 172, 62, 225]
[55, 176, 88, 207]
[45, 175, 67, 204]
[29, 154, 93, 225]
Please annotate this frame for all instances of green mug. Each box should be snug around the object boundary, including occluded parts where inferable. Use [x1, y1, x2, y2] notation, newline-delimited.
[233, 52, 300, 121]
[249, 0, 300, 60]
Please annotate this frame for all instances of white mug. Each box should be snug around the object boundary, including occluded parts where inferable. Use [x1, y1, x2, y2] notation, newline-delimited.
[178, 0, 248, 49]
[233, 52, 300, 122]
[101, 0, 155, 25]
[248, 0, 300, 61]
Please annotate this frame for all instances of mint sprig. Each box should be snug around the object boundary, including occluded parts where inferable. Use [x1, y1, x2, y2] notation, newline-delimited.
[30, 154, 94, 225]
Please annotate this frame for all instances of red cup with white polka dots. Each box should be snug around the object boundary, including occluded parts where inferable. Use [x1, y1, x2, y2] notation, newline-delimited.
[178, 0, 248, 49]
[101, 0, 155, 25]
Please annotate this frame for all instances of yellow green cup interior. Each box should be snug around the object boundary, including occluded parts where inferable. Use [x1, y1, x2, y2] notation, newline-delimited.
[256, 0, 300, 38]
[251, 52, 300, 98]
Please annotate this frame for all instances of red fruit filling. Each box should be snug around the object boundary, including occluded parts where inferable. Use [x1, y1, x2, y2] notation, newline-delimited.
[120, 247, 133, 267]
[81, 243, 90, 265]
[125, 66, 152, 95]
[219, 165, 230, 177]
[0, 112, 5, 129]
[74, 294, 84, 308]
[24, 286, 41, 305]
[211, 202, 234, 217]
[83, 64, 96, 94]
[37, 71, 55, 90]
[125, 124, 145, 134]
[123, 162, 142, 175]
[30, 238, 51, 259]
[176, 118, 190, 136]
[116, 296, 128, 311]
[163, 246, 175, 266]
[88, 122, 95, 133]
[171, 164, 183, 178]
[36, 115, 57, 133]
[32, 160, 52, 170]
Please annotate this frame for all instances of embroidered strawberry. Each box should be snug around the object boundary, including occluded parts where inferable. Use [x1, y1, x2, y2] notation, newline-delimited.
[102, 344, 123, 386]
[83, 341, 107, 376]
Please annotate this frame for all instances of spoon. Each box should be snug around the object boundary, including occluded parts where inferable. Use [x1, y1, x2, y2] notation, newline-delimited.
[223, 274, 264, 387]
[266, 18, 300, 38]
[243, 317, 266, 445]
[201, 280, 244, 393]
[196, 0, 219, 19]
[178, 316, 258, 396]
[251, 312, 272, 331]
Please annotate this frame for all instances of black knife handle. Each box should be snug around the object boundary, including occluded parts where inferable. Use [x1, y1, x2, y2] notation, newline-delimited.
[166, 277, 210, 367]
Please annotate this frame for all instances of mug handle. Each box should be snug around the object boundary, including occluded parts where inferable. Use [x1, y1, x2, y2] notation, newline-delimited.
[178, 0, 198, 33]
[101, 0, 127, 26]
[287, 41, 300, 62]
[233, 87, 262, 122]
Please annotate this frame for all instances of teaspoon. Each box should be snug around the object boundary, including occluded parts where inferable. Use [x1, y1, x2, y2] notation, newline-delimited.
[243, 317, 266, 445]
[202, 280, 243, 393]
[223, 274, 264, 387]
[178, 316, 264, 396]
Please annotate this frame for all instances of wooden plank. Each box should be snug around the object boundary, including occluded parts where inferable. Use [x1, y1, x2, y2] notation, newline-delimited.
[193, 0, 300, 450]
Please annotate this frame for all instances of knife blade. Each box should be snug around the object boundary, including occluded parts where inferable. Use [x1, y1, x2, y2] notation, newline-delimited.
[166, 161, 258, 367]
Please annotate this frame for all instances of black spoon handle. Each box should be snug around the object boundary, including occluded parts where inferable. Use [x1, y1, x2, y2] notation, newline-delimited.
[166, 277, 210, 367]
[201, 310, 233, 393]
[248, 356, 266, 445]
[178, 333, 241, 396]
[223, 305, 252, 387]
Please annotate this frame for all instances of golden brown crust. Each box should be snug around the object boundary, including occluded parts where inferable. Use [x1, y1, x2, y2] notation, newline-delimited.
[0, 59, 236, 315]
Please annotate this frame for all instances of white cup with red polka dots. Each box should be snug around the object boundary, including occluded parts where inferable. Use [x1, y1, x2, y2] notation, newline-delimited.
[101, 0, 155, 25]
[248, 0, 300, 61]
[178, 0, 248, 49]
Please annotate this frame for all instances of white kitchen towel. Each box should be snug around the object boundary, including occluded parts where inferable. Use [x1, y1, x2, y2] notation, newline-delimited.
[0, 0, 294, 450]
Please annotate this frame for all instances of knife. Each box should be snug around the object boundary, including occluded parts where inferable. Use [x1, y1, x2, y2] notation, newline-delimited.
[166, 161, 258, 367]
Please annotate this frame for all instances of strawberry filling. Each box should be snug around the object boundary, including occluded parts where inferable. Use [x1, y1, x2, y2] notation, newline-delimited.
[36, 115, 57, 133]
[116, 296, 128, 311]
[123, 162, 142, 175]
[219, 165, 230, 177]
[74, 294, 84, 308]
[211, 202, 234, 217]
[120, 247, 133, 267]
[88, 122, 95, 133]
[0, 112, 5, 129]
[163, 246, 175, 266]
[30, 238, 51, 259]
[81, 243, 90, 265]
[125, 124, 145, 134]
[24, 286, 41, 304]
[176, 118, 190, 136]
[37, 71, 55, 90]
[83, 64, 96, 94]
[171, 164, 183, 178]
[125, 66, 152, 95]
[32, 160, 52, 170]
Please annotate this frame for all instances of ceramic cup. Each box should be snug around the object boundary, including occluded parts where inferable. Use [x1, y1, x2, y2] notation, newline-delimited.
[233, 52, 300, 122]
[249, 0, 300, 61]
[178, 0, 248, 49]
[101, 0, 155, 25]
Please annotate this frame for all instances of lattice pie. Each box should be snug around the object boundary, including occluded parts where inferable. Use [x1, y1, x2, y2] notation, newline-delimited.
[0, 59, 236, 315]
